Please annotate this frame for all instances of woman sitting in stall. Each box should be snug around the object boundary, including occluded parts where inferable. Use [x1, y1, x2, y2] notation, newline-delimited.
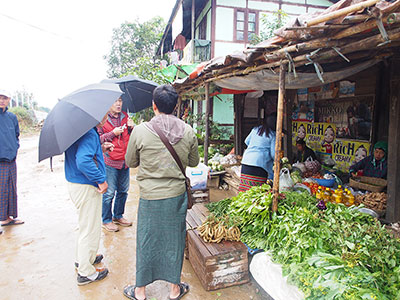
[349, 141, 387, 179]
[238, 114, 276, 192]
[293, 138, 317, 163]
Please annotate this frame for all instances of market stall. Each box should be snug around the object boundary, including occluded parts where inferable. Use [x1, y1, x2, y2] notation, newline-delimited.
[174, 0, 400, 298]
[173, 0, 400, 222]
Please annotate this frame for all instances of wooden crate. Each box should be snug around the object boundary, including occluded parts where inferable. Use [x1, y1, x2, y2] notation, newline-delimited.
[207, 175, 220, 188]
[192, 189, 209, 203]
[186, 204, 249, 291]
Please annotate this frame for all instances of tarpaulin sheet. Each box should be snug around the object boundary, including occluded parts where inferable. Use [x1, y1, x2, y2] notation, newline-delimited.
[214, 59, 381, 91]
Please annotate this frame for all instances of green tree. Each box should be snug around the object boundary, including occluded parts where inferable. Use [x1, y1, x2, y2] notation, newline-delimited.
[9, 107, 37, 132]
[105, 17, 171, 122]
[105, 17, 166, 78]
[250, 10, 288, 45]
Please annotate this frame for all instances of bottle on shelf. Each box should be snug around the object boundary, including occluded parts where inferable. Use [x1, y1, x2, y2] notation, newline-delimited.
[323, 187, 332, 203]
[332, 189, 342, 204]
[316, 186, 323, 200]
[347, 190, 355, 206]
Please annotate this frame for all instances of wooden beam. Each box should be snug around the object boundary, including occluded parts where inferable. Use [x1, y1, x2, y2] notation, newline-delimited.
[285, 90, 295, 160]
[285, 25, 350, 30]
[386, 58, 400, 222]
[192, 0, 195, 63]
[177, 97, 182, 118]
[272, 63, 286, 212]
[204, 83, 210, 165]
[305, 0, 380, 27]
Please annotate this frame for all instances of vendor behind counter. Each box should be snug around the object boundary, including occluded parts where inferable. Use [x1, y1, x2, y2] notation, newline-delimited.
[293, 138, 317, 163]
[349, 141, 387, 179]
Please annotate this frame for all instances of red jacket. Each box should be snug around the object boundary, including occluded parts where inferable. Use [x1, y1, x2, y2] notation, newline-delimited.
[101, 112, 130, 161]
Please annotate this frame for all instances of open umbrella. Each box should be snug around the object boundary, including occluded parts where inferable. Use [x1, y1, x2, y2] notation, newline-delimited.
[101, 75, 158, 113]
[38, 83, 123, 162]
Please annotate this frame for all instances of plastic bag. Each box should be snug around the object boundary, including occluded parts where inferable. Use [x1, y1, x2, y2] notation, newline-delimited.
[279, 168, 294, 192]
[305, 156, 320, 174]
[186, 163, 210, 190]
[292, 162, 306, 173]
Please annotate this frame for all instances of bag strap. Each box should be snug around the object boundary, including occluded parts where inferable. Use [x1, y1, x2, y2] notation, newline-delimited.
[151, 123, 186, 177]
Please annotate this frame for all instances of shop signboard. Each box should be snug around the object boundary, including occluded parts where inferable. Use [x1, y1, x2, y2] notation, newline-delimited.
[314, 95, 374, 141]
[292, 121, 371, 171]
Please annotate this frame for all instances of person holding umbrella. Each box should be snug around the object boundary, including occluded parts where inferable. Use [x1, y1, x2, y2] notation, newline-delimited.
[65, 113, 111, 285]
[98, 97, 134, 232]
[124, 85, 199, 300]
[0, 90, 24, 229]
[38, 83, 124, 285]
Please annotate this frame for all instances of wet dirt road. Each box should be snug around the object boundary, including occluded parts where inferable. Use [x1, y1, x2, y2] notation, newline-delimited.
[0, 134, 268, 300]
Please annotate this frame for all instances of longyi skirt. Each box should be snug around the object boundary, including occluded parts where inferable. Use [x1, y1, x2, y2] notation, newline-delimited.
[0, 161, 18, 221]
[135, 192, 187, 287]
[238, 164, 268, 192]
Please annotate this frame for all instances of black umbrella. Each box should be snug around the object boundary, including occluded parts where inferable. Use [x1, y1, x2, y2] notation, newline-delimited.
[101, 75, 158, 113]
[38, 83, 123, 162]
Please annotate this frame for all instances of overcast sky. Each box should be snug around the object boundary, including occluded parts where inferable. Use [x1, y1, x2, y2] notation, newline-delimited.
[0, 0, 176, 108]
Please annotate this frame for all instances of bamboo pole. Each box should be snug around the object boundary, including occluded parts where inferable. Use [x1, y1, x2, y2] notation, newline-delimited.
[204, 83, 210, 165]
[285, 24, 350, 30]
[177, 97, 182, 118]
[332, 18, 383, 40]
[305, 0, 380, 27]
[272, 62, 286, 213]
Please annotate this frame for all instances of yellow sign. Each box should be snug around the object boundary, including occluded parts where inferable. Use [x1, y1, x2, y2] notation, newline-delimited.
[292, 121, 370, 171]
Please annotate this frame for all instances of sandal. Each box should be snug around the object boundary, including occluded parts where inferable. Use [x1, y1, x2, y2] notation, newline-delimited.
[1, 219, 24, 226]
[169, 282, 189, 300]
[123, 285, 146, 300]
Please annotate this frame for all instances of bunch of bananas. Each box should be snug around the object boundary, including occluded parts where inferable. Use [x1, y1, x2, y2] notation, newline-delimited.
[197, 215, 241, 243]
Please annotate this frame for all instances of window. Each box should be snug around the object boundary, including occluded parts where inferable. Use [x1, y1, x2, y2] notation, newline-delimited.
[198, 17, 207, 40]
[234, 10, 258, 43]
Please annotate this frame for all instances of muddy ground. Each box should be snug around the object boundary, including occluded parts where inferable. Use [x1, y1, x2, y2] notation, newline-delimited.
[0, 134, 270, 300]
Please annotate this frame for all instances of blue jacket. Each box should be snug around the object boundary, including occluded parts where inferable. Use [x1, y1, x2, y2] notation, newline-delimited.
[65, 128, 106, 187]
[241, 126, 276, 179]
[0, 107, 20, 162]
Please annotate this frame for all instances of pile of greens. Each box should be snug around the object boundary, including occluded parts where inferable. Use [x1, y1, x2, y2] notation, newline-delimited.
[206, 186, 400, 300]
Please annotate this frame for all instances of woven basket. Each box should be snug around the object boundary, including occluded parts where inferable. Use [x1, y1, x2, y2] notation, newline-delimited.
[349, 176, 387, 192]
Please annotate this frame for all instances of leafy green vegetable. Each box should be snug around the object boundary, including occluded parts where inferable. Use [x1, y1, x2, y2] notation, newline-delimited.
[208, 187, 400, 300]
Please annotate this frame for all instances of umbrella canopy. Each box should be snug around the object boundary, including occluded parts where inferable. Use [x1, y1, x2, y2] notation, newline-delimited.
[38, 83, 123, 162]
[102, 75, 158, 113]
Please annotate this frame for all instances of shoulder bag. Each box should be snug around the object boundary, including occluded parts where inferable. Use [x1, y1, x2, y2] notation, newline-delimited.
[152, 123, 194, 209]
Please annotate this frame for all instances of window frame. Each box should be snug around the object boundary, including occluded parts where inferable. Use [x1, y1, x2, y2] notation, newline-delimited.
[233, 8, 259, 43]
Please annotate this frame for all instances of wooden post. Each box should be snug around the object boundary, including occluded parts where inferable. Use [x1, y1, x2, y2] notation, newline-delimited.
[177, 97, 182, 119]
[386, 58, 400, 222]
[192, 0, 195, 63]
[272, 63, 286, 212]
[204, 83, 210, 165]
[285, 90, 295, 160]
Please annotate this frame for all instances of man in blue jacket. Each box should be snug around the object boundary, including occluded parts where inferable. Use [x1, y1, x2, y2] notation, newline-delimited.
[65, 114, 111, 285]
[0, 90, 24, 232]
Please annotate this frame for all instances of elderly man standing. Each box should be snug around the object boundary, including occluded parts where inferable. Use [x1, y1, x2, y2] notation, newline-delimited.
[123, 85, 199, 300]
[98, 97, 134, 232]
[0, 90, 24, 231]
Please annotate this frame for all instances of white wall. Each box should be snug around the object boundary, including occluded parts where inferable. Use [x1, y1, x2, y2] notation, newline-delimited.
[215, 7, 234, 41]
[217, 0, 246, 8]
[214, 41, 247, 57]
[281, 4, 307, 15]
[248, 1, 279, 11]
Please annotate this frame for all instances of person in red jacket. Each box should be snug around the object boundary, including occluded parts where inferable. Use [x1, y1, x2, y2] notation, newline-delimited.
[98, 98, 134, 232]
